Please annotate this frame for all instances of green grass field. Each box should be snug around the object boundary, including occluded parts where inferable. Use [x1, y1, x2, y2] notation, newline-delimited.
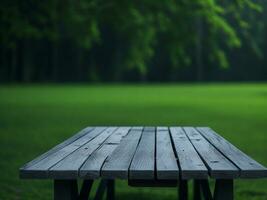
[0, 84, 267, 200]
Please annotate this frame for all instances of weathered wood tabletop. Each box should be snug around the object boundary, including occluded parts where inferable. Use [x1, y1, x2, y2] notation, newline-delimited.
[20, 126, 267, 200]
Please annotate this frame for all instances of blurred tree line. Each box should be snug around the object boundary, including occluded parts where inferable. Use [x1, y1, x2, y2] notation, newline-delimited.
[0, 0, 266, 82]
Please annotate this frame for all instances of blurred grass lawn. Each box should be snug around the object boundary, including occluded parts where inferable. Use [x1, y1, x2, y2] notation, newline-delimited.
[0, 83, 267, 200]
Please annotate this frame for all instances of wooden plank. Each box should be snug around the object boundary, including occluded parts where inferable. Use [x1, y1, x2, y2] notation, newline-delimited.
[144, 126, 155, 132]
[49, 127, 118, 178]
[20, 127, 94, 171]
[129, 130, 155, 180]
[80, 127, 131, 179]
[104, 127, 131, 144]
[79, 144, 119, 178]
[184, 127, 239, 179]
[197, 127, 267, 178]
[157, 126, 168, 131]
[169, 127, 208, 179]
[101, 128, 143, 179]
[132, 126, 143, 130]
[156, 129, 179, 180]
[20, 127, 107, 178]
[79, 127, 130, 179]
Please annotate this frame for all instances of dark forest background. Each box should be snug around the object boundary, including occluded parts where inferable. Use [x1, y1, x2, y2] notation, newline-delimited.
[0, 0, 267, 83]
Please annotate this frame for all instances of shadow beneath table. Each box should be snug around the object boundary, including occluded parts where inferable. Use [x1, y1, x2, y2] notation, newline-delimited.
[116, 191, 177, 200]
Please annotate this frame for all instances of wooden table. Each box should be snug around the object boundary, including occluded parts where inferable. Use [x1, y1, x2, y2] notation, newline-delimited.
[20, 126, 267, 200]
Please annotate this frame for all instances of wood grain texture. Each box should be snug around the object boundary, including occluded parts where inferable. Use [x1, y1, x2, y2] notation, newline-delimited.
[157, 127, 168, 131]
[20, 127, 94, 171]
[132, 126, 143, 130]
[184, 127, 239, 179]
[144, 126, 155, 132]
[20, 127, 106, 178]
[80, 127, 131, 178]
[79, 144, 117, 179]
[197, 127, 267, 178]
[20, 126, 267, 181]
[104, 127, 131, 144]
[129, 129, 155, 180]
[48, 127, 117, 178]
[156, 129, 179, 180]
[101, 128, 143, 179]
[169, 127, 208, 179]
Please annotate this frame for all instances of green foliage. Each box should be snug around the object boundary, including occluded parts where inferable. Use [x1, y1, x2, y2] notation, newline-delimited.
[0, 0, 263, 73]
[60, 0, 100, 48]
[94, 0, 262, 71]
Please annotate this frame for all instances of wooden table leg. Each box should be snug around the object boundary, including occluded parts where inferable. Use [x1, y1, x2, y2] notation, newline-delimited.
[179, 180, 188, 200]
[199, 180, 213, 200]
[54, 180, 78, 200]
[79, 180, 94, 200]
[214, 179, 233, 200]
[107, 180, 115, 200]
[193, 180, 201, 200]
[94, 180, 107, 200]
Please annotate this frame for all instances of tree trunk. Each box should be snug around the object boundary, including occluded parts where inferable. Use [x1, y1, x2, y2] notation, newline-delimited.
[22, 39, 33, 82]
[10, 45, 17, 82]
[52, 41, 59, 82]
[196, 17, 204, 82]
[0, 45, 6, 82]
[16, 40, 24, 82]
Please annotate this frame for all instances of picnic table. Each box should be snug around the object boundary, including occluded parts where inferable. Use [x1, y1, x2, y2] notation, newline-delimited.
[20, 126, 267, 200]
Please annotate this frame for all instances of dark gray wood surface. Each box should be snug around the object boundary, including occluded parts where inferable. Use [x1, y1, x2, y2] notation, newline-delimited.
[156, 128, 179, 180]
[184, 127, 239, 179]
[169, 127, 208, 179]
[129, 129, 155, 179]
[79, 127, 131, 178]
[197, 127, 267, 178]
[79, 144, 118, 179]
[101, 128, 143, 179]
[20, 127, 94, 171]
[104, 127, 131, 144]
[143, 126, 155, 132]
[20, 127, 106, 178]
[157, 126, 169, 131]
[20, 126, 267, 180]
[48, 127, 117, 178]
